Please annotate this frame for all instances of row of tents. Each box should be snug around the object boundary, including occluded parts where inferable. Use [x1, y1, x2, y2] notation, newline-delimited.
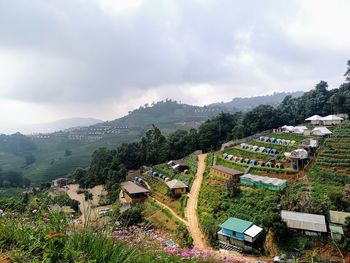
[240, 143, 278, 155]
[222, 153, 284, 169]
[305, 114, 344, 126]
[281, 125, 332, 136]
[148, 171, 170, 182]
[258, 136, 297, 145]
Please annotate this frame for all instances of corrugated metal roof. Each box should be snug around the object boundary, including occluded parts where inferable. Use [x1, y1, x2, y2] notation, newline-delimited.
[211, 165, 243, 176]
[330, 225, 344, 235]
[244, 224, 263, 238]
[121, 181, 149, 194]
[166, 179, 188, 189]
[241, 174, 286, 187]
[329, 210, 350, 225]
[220, 217, 252, 233]
[281, 210, 327, 232]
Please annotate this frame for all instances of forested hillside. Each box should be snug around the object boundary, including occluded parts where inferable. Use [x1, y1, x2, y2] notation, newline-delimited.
[210, 91, 304, 111]
[1, 76, 349, 188]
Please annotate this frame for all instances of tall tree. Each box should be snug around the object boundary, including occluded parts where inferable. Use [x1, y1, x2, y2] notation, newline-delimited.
[344, 60, 350, 82]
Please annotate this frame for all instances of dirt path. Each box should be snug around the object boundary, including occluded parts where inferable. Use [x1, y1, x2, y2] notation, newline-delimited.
[184, 153, 209, 251]
[150, 196, 188, 225]
[62, 184, 107, 223]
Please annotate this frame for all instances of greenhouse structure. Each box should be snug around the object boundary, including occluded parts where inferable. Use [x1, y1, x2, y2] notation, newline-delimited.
[240, 174, 287, 191]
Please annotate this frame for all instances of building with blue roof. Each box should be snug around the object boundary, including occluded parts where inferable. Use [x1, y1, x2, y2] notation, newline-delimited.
[217, 217, 263, 252]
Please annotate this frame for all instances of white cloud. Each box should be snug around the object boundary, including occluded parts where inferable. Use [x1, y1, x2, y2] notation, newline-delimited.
[286, 0, 350, 51]
[0, 0, 348, 124]
[98, 0, 143, 14]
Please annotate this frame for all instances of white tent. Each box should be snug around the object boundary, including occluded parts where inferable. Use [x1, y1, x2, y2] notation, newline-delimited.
[290, 149, 308, 159]
[281, 125, 294, 133]
[321, 115, 343, 125]
[311, 127, 332, 136]
[305, 115, 323, 125]
[292, 127, 307, 134]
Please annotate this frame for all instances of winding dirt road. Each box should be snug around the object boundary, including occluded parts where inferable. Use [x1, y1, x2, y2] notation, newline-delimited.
[184, 153, 209, 251]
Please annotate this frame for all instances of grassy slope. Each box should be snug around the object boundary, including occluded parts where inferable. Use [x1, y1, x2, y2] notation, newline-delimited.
[0, 132, 142, 183]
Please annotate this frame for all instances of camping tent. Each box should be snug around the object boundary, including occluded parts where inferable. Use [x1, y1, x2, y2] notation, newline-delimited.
[311, 127, 332, 136]
[281, 125, 294, 133]
[305, 115, 323, 125]
[290, 149, 308, 159]
[258, 146, 265, 152]
[321, 115, 343, 125]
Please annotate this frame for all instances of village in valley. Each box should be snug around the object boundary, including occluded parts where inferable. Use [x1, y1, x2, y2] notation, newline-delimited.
[2, 1, 350, 261]
[47, 113, 350, 262]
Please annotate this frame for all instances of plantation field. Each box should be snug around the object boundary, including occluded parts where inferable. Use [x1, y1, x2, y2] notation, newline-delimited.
[0, 132, 143, 183]
[316, 122, 350, 175]
[198, 174, 280, 247]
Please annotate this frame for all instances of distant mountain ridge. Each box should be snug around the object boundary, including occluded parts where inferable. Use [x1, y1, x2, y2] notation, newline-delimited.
[0, 118, 102, 135]
[209, 91, 304, 111]
[48, 92, 305, 136]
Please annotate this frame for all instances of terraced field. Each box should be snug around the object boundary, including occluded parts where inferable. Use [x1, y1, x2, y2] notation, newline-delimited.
[316, 122, 350, 175]
[219, 133, 308, 174]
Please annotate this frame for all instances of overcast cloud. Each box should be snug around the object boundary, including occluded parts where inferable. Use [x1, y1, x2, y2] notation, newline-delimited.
[0, 0, 349, 124]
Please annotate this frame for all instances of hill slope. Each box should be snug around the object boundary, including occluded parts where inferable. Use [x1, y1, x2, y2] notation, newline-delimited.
[209, 91, 304, 111]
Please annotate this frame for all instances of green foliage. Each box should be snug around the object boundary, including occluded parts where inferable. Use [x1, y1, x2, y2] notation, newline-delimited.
[119, 204, 144, 226]
[175, 225, 193, 247]
[270, 215, 288, 242]
[0, 133, 36, 156]
[0, 170, 30, 188]
[226, 178, 241, 198]
[198, 112, 242, 152]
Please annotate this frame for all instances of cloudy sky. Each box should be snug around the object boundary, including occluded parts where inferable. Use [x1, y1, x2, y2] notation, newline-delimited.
[0, 0, 349, 125]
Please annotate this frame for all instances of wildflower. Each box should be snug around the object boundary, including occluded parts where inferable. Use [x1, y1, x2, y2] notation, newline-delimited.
[57, 232, 63, 237]
[32, 209, 38, 213]
[49, 230, 55, 238]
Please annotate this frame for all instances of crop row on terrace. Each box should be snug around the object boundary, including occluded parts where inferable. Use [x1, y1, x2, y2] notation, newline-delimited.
[316, 121, 350, 173]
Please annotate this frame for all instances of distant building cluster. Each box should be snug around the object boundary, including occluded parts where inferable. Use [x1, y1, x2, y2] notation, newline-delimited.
[31, 125, 129, 142]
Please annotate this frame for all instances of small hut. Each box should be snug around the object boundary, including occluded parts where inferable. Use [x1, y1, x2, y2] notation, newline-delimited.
[166, 179, 188, 197]
[289, 149, 308, 171]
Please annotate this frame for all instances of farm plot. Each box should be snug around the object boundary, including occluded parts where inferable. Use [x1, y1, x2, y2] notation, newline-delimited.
[140, 174, 187, 217]
[316, 122, 350, 175]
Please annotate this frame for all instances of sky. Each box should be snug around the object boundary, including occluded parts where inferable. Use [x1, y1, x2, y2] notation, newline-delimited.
[0, 0, 349, 125]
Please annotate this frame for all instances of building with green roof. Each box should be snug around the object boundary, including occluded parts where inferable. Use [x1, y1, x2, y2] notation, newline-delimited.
[217, 217, 263, 252]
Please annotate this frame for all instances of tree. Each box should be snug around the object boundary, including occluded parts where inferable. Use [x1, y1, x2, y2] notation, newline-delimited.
[270, 215, 288, 242]
[119, 205, 144, 226]
[344, 60, 350, 82]
[344, 217, 350, 237]
[139, 124, 168, 165]
[226, 178, 241, 198]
